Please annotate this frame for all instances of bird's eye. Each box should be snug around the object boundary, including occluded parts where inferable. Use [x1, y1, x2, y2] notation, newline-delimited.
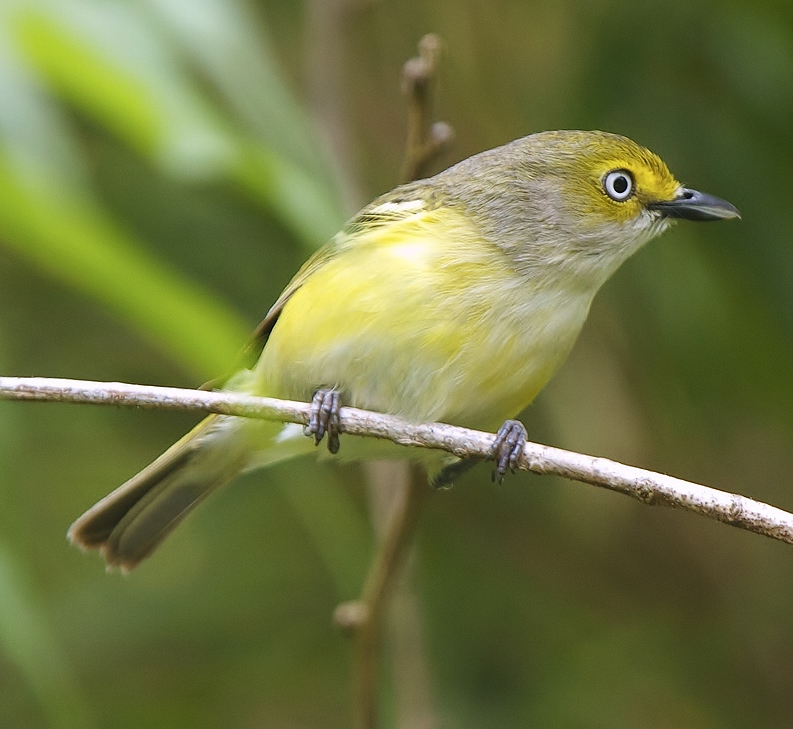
[603, 170, 634, 202]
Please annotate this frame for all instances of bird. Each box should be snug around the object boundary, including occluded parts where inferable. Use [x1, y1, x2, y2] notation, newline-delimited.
[68, 130, 740, 571]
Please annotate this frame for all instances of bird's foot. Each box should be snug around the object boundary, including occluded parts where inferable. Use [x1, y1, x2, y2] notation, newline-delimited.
[490, 419, 527, 482]
[305, 388, 342, 454]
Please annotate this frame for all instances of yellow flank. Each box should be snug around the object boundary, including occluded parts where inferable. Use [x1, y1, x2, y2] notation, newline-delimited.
[255, 205, 594, 431]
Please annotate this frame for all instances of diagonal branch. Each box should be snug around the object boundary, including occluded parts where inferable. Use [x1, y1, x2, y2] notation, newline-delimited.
[2, 375, 793, 546]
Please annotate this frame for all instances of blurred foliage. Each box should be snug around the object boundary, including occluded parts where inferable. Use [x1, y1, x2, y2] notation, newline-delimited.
[1, 0, 793, 727]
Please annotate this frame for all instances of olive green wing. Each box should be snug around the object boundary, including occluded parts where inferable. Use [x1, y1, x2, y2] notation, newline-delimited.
[243, 241, 341, 359]
[198, 234, 347, 390]
[243, 181, 439, 361]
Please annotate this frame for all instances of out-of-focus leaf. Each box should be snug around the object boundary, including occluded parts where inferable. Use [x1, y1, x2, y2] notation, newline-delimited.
[12, 0, 237, 180]
[9, 0, 345, 247]
[0, 161, 249, 379]
[146, 0, 333, 184]
[147, 0, 349, 242]
[236, 143, 346, 249]
[0, 546, 93, 729]
[0, 25, 89, 198]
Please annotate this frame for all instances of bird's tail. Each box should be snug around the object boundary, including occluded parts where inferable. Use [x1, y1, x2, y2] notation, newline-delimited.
[68, 414, 256, 571]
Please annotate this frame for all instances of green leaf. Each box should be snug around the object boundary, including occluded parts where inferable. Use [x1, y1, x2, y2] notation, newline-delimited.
[0, 546, 93, 729]
[0, 160, 249, 379]
[10, 0, 345, 247]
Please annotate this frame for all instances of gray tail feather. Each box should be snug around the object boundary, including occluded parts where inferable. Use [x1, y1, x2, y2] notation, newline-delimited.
[68, 414, 250, 571]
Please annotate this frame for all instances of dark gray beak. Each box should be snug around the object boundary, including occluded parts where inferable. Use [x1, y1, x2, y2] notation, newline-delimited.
[648, 188, 741, 221]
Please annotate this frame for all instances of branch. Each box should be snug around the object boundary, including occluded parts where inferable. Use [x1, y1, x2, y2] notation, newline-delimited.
[334, 469, 429, 729]
[399, 34, 454, 184]
[2, 375, 793, 546]
[344, 34, 454, 729]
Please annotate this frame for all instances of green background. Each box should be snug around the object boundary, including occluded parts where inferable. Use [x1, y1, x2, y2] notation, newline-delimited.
[1, 0, 793, 726]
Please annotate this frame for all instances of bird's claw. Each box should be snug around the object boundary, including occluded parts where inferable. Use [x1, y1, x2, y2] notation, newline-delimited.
[305, 388, 342, 454]
[490, 419, 527, 482]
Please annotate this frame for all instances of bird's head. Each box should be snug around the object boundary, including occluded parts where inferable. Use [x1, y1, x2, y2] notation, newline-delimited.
[445, 130, 740, 287]
[550, 130, 739, 225]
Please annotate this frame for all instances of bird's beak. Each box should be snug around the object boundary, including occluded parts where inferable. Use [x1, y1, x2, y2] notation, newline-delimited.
[648, 188, 741, 221]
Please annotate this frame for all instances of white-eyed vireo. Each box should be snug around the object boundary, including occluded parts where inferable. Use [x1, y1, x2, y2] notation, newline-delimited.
[69, 130, 739, 570]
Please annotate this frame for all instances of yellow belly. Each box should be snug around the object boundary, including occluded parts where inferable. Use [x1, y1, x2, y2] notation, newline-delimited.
[254, 215, 593, 432]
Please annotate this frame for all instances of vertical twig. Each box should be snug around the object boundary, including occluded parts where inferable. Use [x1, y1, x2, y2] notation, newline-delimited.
[399, 34, 454, 184]
[332, 34, 453, 729]
[335, 467, 430, 729]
